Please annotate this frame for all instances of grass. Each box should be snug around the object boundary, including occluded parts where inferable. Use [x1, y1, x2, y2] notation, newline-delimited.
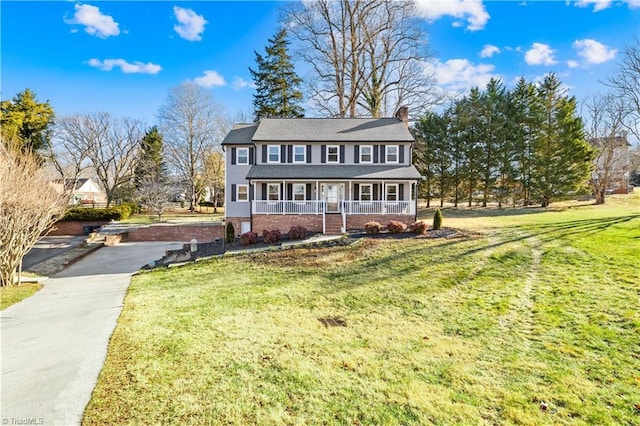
[121, 207, 224, 225]
[1, 282, 43, 310]
[84, 191, 640, 425]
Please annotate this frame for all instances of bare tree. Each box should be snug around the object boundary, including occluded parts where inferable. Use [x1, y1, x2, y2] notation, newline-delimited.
[285, 0, 439, 117]
[583, 94, 630, 204]
[606, 37, 640, 139]
[55, 112, 144, 206]
[201, 148, 225, 213]
[158, 83, 227, 211]
[136, 160, 171, 221]
[0, 143, 69, 287]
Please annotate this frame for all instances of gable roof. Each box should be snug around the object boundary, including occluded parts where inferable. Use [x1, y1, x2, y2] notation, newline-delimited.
[221, 123, 258, 146]
[252, 118, 413, 142]
[246, 164, 422, 181]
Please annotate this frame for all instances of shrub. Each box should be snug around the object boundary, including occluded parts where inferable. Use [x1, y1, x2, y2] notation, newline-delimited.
[62, 207, 124, 221]
[387, 220, 407, 234]
[364, 221, 383, 234]
[239, 231, 258, 245]
[225, 222, 235, 243]
[408, 220, 429, 235]
[262, 229, 282, 244]
[433, 208, 443, 230]
[288, 225, 308, 240]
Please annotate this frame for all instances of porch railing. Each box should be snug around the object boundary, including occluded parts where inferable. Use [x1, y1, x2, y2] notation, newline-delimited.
[343, 200, 414, 215]
[253, 200, 415, 215]
[253, 200, 325, 215]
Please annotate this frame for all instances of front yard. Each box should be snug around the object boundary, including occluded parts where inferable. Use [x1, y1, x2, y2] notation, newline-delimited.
[84, 193, 639, 425]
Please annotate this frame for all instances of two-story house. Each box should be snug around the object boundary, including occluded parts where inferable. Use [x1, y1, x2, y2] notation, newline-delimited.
[222, 108, 422, 235]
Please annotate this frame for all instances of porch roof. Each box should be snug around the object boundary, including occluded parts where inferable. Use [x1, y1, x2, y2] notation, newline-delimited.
[246, 164, 422, 181]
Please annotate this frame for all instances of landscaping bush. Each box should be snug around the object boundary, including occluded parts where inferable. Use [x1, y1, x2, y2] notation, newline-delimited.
[239, 231, 258, 246]
[288, 225, 308, 240]
[408, 220, 429, 235]
[225, 222, 235, 243]
[262, 229, 282, 244]
[63, 207, 125, 221]
[433, 209, 443, 230]
[364, 221, 383, 234]
[387, 220, 407, 234]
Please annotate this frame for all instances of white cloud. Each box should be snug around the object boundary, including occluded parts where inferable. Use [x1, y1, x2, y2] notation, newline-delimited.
[426, 58, 498, 94]
[173, 6, 207, 41]
[88, 58, 161, 74]
[567, 60, 580, 68]
[480, 44, 500, 58]
[194, 70, 226, 88]
[64, 4, 120, 38]
[232, 77, 255, 90]
[573, 0, 613, 11]
[573, 39, 617, 64]
[414, 0, 489, 31]
[525, 43, 557, 65]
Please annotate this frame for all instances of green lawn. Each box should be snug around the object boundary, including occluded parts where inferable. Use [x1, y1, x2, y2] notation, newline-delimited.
[0, 282, 43, 310]
[84, 192, 640, 425]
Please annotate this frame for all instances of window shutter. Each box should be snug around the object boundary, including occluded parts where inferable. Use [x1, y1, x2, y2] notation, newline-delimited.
[321, 145, 326, 163]
[231, 148, 237, 165]
[340, 145, 345, 163]
[287, 184, 293, 200]
[354, 184, 360, 201]
[249, 147, 255, 165]
[399, 184, 405, 201]
[288, 145, 293, 163]
[380, 145, 386, 164]
[249, 185, 254, 201]
[399, 145, 405, 163]
[373, 184, 379, 200]
[281, 145, 286, 163]
[306, 145, 312, 163]
[306, 183, 312, 200]
[231, 184, 237, 202]
[373, 145, 379, 163]
[262, 145, 267, 163]
[354, 145, 360, 164]
[261, 183, 267, 200]
[280, 183, 284, 199]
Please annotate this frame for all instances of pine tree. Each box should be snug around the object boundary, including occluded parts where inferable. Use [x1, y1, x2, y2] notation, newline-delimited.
[250, 29, 304, 121]
[532, 74, 594, 207]
[135, 126, 166, 190]
[0, 88, 54, 152]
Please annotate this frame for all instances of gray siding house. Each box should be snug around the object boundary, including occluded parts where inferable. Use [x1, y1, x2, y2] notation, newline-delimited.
[222, 108, 422, 235]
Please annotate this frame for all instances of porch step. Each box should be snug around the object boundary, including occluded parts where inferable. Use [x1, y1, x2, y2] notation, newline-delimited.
[324, 214, 343, 235]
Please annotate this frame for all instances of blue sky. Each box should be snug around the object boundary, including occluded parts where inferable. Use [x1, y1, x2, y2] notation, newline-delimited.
[2, 1, 639, 125]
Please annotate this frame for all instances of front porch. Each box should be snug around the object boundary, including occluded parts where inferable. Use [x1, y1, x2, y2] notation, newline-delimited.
[252, 200, 415, 216]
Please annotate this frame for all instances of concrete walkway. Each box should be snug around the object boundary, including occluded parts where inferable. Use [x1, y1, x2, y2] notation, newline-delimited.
[1, 242, 181, 426]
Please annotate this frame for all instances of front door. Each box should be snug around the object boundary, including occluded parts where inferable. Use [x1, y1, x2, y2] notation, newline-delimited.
[322, 184, 343, 213]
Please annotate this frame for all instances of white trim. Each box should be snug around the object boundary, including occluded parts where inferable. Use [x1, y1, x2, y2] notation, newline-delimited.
[237, 184, 249, 202]
[237, 147, 249, 165]
[267, 145, 280, 163]
[360, 145, 373, 163]
[327, 145, 340, 163]
[386, 145, 399, 163]
[293, 145, 306, 163]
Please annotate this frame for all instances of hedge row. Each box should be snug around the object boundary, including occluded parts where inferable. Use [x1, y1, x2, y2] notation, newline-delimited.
[62, 202, 139, 221]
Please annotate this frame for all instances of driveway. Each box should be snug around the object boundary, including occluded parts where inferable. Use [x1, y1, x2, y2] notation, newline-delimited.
[1, 242, 182, 426]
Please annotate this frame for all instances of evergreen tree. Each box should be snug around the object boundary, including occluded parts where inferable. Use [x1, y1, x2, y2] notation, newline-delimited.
[0, 88, 54, 151]
[135, 126, 166, 190]
[250, 29, 304, 121]
[532, 74, 594, 207]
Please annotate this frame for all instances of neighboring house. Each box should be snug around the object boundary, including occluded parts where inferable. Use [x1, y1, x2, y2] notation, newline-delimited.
[222, 108, 423, 235]
[52, 178, 106, 205]
[588, 134, 631, 195]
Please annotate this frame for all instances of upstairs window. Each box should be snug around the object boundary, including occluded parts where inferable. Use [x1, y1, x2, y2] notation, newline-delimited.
[386, 145, 398, 163]
[268, 145, 280, 163]
[294, 145, 306, 163]
[237, 148, 249, 165]
[327, 145, 339, 163]
[360, 145, 373, 163]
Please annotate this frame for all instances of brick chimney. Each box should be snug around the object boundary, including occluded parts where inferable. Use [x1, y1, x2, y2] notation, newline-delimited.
[395, 106, 409, 127]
